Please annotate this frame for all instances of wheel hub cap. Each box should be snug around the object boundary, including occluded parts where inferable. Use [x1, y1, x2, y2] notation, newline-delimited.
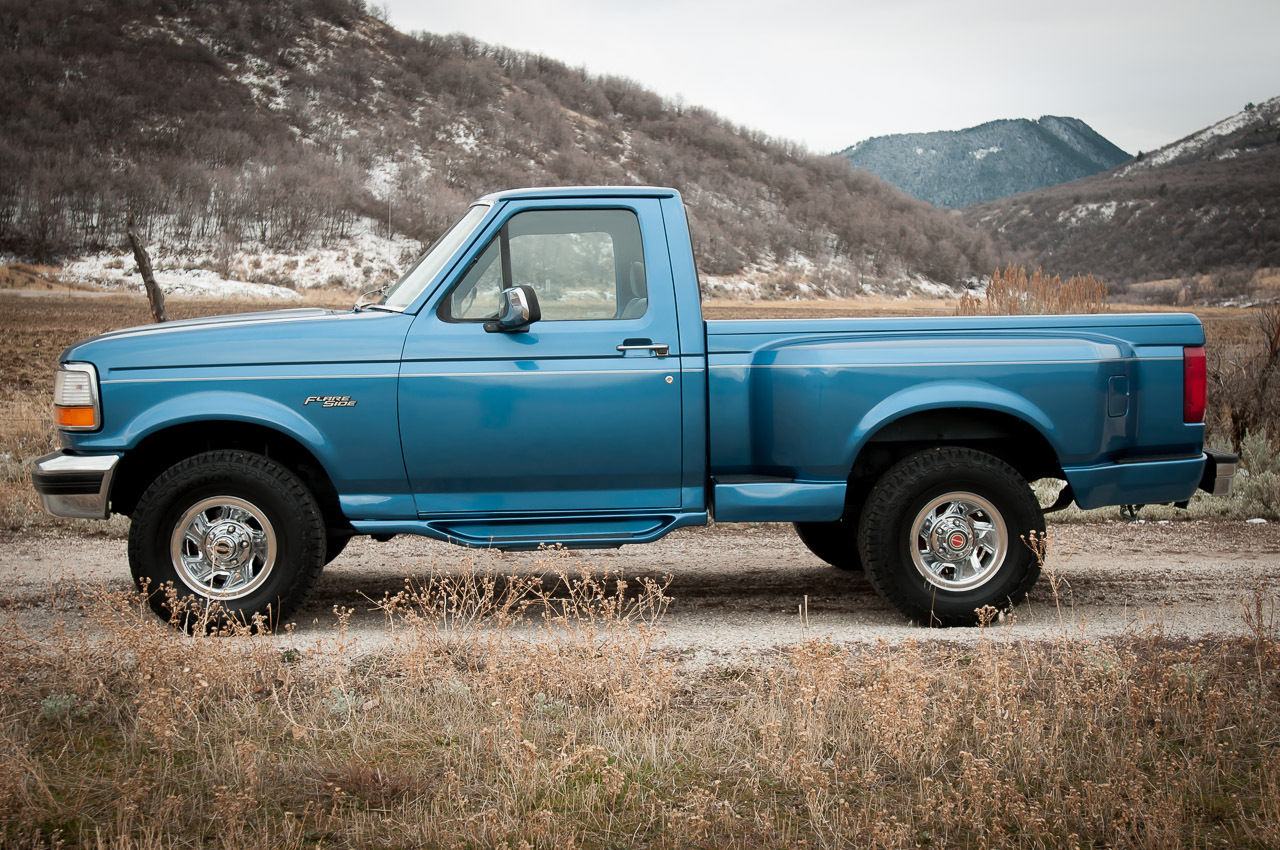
[207, 521, 254, 569]
[170, 496, 277, 601]
[910, 491, 1008, 592]
[930, 518, 976, 562]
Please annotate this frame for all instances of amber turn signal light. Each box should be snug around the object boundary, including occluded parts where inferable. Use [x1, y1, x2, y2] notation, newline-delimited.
[55, 406, 97, 429]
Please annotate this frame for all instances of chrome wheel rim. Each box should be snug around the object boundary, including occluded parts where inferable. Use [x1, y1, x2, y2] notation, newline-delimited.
[170, 496, 277, 600]
[910, 491, 1007, 591]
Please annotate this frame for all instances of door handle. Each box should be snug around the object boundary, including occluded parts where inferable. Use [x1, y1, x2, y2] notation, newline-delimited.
[616, 342, 670, 357]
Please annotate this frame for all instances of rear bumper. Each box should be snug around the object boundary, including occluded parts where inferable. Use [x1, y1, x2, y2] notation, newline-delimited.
[1199, 449, 1238, 497]
[1065, 450, 1238, 510]
[31, 451, 121, 519]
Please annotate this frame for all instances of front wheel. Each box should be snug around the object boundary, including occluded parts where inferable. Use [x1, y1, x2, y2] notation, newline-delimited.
[858, 447, 1044, 626]
[128, 450, 326, 627]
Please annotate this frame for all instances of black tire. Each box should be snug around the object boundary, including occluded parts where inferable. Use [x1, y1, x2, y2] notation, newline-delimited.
[128, 450, 326, 628]
[857, 447, 1043, 627]
[794, 518, 862, 571]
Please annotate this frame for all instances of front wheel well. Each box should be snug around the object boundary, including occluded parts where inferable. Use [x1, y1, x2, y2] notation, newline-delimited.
[110, 421, 348, 532]
[845, 408, 1063, 511]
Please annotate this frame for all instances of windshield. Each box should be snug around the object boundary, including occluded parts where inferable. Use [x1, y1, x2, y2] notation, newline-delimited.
[378, 204, 490, 311]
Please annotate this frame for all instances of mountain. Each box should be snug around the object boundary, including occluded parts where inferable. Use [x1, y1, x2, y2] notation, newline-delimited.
[837, 117, 1130, 208]
[0, 0, 998, 299]
[964, 97, 1280, 290]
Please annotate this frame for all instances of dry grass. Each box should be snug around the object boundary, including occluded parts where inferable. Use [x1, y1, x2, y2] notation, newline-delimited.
[0, 264, 98, 292]
[702, 296, 957, 319]
[1, 546, 1278, 847]
[956, 265, 1108, 316]
[1122, 267, 1280, 307]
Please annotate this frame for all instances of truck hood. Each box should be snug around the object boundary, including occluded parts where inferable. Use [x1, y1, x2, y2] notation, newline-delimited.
[61, 307, 415, 373]
[84, 307, 336, 340]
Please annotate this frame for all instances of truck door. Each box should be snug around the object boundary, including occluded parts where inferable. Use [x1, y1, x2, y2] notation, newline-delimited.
[398, 198, 684, 515]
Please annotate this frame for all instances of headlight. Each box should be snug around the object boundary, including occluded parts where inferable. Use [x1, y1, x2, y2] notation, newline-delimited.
[54, 362, 100, 431]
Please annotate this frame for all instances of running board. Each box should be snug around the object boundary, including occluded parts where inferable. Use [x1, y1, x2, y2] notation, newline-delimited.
[350, 511, 708, 550]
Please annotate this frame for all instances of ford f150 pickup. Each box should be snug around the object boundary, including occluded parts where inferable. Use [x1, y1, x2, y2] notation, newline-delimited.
[33, 186, 1237, 627]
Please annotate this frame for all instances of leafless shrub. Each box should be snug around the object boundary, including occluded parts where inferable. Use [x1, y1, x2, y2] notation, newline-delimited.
[1210, 304, 1280, 450]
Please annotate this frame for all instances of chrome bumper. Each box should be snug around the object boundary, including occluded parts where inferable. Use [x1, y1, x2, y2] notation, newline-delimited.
[31, 451, 121, 519]
[1200, 449, 1238, 497]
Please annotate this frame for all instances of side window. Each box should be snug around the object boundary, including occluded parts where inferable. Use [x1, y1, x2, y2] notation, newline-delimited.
[443, 208, 647, 322]
[449, 239, 503, 319]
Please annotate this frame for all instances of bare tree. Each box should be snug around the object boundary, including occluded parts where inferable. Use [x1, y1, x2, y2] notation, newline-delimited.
[126, 221, 167, 323]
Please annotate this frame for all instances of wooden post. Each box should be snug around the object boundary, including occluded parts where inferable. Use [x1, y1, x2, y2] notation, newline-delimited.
[126, 222, 167, 323]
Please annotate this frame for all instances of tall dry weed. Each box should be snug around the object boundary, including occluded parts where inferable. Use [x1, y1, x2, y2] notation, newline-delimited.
[0, 393, 57, 531]
[957, 264, 1108, 316]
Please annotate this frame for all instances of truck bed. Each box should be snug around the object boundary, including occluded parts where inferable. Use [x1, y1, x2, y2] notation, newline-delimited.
[705, 312, 1207, 518]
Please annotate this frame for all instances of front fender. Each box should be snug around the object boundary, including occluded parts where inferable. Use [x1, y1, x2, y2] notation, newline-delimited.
[843, 380, 1062, 471]
[114, 391, 336, 471]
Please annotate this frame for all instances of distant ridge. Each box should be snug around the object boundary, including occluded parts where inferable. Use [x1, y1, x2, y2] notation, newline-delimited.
[837, 117, 1130, 208]
[965, 96, 1280, 288]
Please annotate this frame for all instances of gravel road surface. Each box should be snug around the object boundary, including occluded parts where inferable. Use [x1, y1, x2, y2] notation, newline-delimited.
[3, 521, 1278, 660]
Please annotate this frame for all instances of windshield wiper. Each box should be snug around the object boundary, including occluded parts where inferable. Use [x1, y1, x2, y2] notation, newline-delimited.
[353, 284, 391, 312]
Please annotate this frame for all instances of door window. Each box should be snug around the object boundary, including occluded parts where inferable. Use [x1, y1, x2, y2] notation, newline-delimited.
[444, 208, 647, 322]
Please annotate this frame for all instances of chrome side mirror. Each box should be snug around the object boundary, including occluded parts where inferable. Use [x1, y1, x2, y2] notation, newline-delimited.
[484, 285, 541, 333]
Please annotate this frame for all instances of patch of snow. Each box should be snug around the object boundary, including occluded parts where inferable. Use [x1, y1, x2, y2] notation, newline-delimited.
[970, 146, 1001, 160]
[1216, 149, 1240, 160]
[446, 120, 481, 154]
[233, 55, 290, 111]
[1246, 518, 1267, 524]
[364, 149, 434, 198]
[910, 278, 955, 298]
[62, 214, 426, 299]
[63, 259, 301, 301]
[700, 255, 963, 301]
[1056, 201, 1118, 226]
[1115, 95, 1280, 176]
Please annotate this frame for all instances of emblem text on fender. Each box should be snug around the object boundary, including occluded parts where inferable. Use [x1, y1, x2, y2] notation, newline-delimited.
[304, 395, 357, 408]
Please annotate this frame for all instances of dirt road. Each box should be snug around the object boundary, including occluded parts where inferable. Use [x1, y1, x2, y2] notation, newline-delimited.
[2, 520, 1278, 658]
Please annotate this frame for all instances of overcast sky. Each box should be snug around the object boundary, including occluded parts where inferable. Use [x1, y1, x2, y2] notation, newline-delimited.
[379, 0, 1278, 156]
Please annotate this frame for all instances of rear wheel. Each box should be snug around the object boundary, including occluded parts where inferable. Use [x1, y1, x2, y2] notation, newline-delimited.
[858, 447, 1043, 626]
[128, 450, 325, 628]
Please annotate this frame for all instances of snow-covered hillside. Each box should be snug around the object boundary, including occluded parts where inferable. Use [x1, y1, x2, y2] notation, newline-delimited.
[3, 0, 999, 300]
[1116, 96, 1280, 176]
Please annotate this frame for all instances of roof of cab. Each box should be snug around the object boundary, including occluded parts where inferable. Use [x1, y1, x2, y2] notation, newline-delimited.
[477, 185, 679, 203]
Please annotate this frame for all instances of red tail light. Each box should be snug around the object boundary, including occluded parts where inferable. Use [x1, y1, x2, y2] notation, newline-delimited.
[1183, 345, 1206, 423]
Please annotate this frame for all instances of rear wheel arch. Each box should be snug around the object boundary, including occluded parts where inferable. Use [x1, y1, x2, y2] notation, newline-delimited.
[848, 407, 1064, 496]
[795, 408, 1058, 574]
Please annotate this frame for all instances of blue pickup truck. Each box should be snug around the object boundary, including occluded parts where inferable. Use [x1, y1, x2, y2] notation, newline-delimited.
[34, 186, 1236, 627]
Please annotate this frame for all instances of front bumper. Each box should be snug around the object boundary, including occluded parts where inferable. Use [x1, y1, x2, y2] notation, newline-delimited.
[31, 451, 121, 519]
[1199, 449, 1238, 497]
